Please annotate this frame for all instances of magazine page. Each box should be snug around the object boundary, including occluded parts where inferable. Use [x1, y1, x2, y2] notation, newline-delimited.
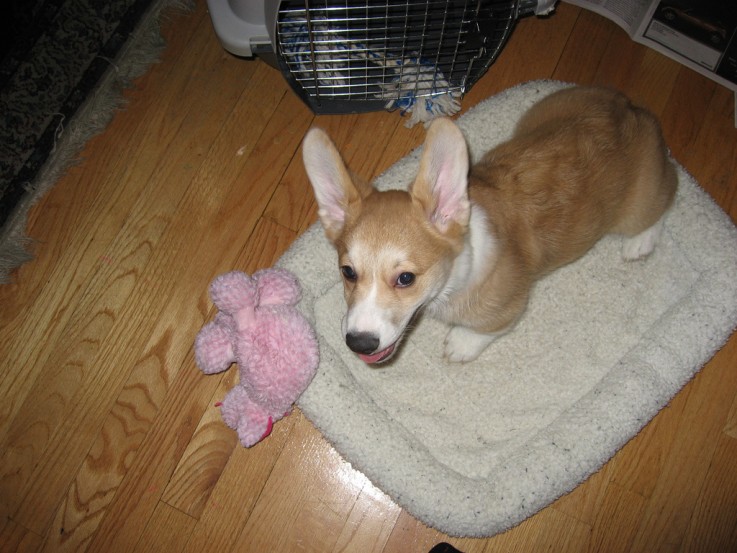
[637, 0, 737, 91]
[563, 0, 653, 36]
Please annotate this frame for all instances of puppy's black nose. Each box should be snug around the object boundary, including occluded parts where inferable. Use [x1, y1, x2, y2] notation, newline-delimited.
[346, 332, 380, 354]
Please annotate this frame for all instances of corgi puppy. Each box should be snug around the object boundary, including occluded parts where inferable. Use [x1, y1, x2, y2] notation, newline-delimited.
[302, 86, 677, 364]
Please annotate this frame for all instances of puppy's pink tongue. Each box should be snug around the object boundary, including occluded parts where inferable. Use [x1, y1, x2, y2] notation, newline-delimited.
[359, 343, 395, 364]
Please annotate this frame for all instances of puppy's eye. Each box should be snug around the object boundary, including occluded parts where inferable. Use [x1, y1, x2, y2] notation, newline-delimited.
[396, 272, 415, 287]
[340, 265, 357, 282]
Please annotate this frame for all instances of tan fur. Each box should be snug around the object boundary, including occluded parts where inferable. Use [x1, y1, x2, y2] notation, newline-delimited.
[443, 87, 677, 334]
[303, 86, 677, 363]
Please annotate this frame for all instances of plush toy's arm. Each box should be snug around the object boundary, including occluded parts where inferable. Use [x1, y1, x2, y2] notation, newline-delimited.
[255, 268, 302, 306]
[194, 319, 235, 374]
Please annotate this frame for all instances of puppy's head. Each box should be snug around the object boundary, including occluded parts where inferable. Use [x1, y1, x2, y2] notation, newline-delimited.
[302, 118, 470, 363]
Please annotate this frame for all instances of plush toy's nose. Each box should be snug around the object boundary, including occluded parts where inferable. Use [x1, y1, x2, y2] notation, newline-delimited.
[345, 332, 380, 354]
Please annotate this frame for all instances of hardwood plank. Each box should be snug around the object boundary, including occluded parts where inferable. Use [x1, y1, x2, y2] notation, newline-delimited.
[179, 411, 298, 553]
[659, 68, 717, 163]
[679, 433, 737, 553]
[625, 49, 681, 114]
[227, 416, 369, 553]
[380, 510, 594, 553]
[592, 23, 648, 92]
[208, 85, 311, 251]
[380, 511, 450, 553]
[552, 9, 613, 84]
[132, 501, 196, 553]
[479, 507, 590, 553]
[0, 517, 42, 553]
[39, 332, 183, 553]
[629, 337, 737, 553]
[679, 86, 737, 215]
[161, 375, 240, 519]
[79, 351, 220, 553]
[608, 398, 685, 499]
[551, 461, 613, 525]
[330, 486, 401, 553]
[725, 394, 737, 440]
[585, 482, 646, 553]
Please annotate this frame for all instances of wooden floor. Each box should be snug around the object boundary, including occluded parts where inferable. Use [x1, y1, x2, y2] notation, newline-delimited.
[2, 1, 737, 551]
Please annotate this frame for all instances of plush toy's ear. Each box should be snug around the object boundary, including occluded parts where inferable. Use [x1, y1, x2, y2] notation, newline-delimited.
[210, 271, 257, 313]
[302, 128, 367, 242]
[255, 268, 301, 306]
[410, 118, 470, 234]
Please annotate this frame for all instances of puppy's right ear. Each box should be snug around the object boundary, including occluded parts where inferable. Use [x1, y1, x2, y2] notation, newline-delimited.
[411, 118, 470, 236]
[302, 128, 362, 242]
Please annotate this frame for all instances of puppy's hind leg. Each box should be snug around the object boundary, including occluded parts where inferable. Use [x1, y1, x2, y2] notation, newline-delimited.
[622, 216, 665, 261]
[621, 143, 677, 261]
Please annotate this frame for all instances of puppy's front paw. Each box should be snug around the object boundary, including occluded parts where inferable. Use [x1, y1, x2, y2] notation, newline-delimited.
[444, 327, 497, 363]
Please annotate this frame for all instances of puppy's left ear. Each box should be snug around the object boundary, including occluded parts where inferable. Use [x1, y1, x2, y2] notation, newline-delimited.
[302, 128, 364, 242]
[411, 118, 470, 234]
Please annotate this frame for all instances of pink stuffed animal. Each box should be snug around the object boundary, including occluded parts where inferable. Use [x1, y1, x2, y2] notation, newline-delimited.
[194, 269, 319, 447]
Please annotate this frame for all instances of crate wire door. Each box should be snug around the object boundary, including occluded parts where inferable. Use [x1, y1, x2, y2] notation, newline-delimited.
[275, 0, 521, 114]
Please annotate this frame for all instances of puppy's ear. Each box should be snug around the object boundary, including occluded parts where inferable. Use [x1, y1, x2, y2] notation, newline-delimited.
[302, 128, 364, 241]
[411, 118, 470, 234]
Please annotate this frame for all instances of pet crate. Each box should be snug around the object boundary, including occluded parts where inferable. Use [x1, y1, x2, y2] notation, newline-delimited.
[207, 0, 556, 116]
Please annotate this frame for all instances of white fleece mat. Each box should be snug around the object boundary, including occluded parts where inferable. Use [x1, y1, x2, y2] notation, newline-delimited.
[278, 80, 737, 537]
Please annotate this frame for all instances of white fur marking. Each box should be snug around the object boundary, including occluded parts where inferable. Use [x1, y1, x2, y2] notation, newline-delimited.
[622, 217, 664, 261]
[430, 204, 496, 313]
[444, 326, 500, 363]
[343, 244, 410, 352]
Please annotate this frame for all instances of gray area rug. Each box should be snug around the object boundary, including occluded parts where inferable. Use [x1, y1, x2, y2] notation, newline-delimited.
[0, 0, 191, 282]
[279, 80, 737, 537]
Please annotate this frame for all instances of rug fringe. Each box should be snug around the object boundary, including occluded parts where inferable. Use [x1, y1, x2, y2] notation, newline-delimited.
[0, 0, 195, 284]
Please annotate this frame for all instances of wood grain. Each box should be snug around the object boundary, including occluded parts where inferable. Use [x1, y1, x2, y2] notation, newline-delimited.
[1, 1, 736, 552]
